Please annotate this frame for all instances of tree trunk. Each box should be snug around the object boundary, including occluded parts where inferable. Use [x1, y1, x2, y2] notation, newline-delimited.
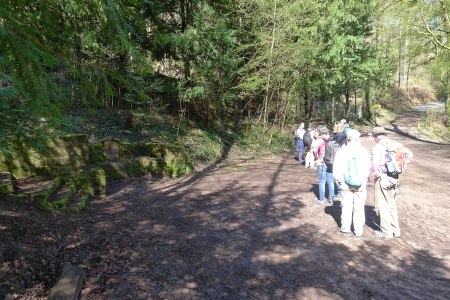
[345, 88, 350, 115]
[365, 85, 373, 121]
[263, 1, 277, 129]
[403, 34, 410, 89]
[331, 96, 335, 123]
[180, 0, 191, 80]
[397, 30, 402, 92]
[304, 89, 311, 119]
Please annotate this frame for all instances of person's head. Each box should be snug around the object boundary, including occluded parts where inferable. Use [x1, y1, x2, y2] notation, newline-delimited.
[340, 119, 350, 128]
[299, 122, 304, 129]
[317, 125, 329, 136]
[372, 126, 387, 143]
[346, 129, 361, 144]
[335, 122, 344, 133]
[333, 122, 339, 133]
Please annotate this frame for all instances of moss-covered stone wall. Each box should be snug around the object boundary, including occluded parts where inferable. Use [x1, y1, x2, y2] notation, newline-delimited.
[0, 135, 89, 179]
[0, 136, 193, 181]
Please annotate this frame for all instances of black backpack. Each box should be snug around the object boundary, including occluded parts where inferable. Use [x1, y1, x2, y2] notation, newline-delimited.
[324, 140, 340, 166]
[303, 130, 312, 146]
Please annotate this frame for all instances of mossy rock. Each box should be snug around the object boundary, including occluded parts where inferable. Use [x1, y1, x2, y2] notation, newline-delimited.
[88, 167, 106, 197]
[118, 142, 162, 159]
[161, 142, 193, 177]
[41, 182, 77, 211]
[31, 177, 63, 204]
[0, 134, 89, 179]
[69, 191, 89, 212]
[92, 156, 166, 181]
[0, 172, 14, 194]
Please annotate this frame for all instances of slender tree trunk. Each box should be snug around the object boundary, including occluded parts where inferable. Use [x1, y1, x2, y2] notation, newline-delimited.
[403, 34, 409, 87]
[365, 85, 373, 121]
[406, 60, 410, 93]
[397, 30, 402, 92]
[345, 88, 350, 115]
[263, 1, 277, 129]
[331, 96, 335, 123]
[304, 89, 311, 118]
[180, 0, 190, 80]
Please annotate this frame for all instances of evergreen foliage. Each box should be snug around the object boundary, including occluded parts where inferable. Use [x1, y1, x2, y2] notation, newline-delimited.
[0, 0, 448, 151]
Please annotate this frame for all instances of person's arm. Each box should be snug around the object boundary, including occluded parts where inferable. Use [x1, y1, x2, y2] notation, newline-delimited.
[372, 144, 385, 178]
[404, 146, 413, 164]
[333, 148, 349, 190]
[363, 148, 372, 181]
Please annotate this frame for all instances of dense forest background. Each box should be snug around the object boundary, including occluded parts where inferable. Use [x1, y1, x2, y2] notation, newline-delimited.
[1, 0, 449, 159]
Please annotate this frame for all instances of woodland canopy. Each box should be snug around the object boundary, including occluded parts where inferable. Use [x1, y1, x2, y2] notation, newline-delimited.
[1, 0, 449, 141]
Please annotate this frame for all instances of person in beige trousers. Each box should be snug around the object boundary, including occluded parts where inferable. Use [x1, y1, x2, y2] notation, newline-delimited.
[371, 127, 413, 239]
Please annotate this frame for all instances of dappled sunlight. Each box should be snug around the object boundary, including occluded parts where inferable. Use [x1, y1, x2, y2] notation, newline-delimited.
[296, 287, 344, 299]
[252, 245, 302, 264]
[137, 220, 150, 226]
[213, 244, 244, 262]
[263, 222, 302, 235]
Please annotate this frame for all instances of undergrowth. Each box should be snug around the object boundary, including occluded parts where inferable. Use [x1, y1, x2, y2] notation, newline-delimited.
[418, 110, 450, 143]
[58, 108, 294, 167]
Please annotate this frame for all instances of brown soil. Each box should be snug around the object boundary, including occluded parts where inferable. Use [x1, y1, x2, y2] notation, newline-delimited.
[1, 106, 450, 299]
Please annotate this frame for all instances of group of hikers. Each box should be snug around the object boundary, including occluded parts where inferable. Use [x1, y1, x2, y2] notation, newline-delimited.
[294, 120, 413, 238]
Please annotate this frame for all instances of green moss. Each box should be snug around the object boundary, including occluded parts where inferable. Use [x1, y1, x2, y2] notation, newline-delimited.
[0, 134, 89, 179]
[72, 193, 89, 212]
[118, 141, 162, 159]
[89, 144, 105, 164]
[128, 157, 152, 176]
[32, 177, 63, 205]
[160, 142, 193, 177]
[0, 183, 14, 194]
[88, 167, 106, 197]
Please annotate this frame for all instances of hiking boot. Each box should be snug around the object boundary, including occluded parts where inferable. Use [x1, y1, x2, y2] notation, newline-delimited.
[337, 228, 352, 237]
[372, 230, 393, 239]
[327, 199, 334, 205]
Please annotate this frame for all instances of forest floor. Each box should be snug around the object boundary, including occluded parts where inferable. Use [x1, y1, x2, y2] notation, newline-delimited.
[1, 103, 450, 299]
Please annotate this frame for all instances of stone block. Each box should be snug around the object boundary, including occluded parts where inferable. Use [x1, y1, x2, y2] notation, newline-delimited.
[48, 262, 85, 300]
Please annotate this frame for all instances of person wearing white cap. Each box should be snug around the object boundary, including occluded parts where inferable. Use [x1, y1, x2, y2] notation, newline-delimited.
[333, 129, 371, 237]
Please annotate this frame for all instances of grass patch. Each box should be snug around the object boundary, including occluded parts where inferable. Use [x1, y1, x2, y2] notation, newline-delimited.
[418, 111, 450, 143]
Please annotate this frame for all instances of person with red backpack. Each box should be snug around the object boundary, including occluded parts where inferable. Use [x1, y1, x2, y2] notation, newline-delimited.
[371, 127, 413, 239]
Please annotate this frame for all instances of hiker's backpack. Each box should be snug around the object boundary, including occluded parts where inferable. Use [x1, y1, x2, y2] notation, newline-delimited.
[324, 140, 340, 166]
[344, 153, 363, 188]
[303, 130, 312, 146]
[343, 126, 351, 138]
[384, 141, 406, 177]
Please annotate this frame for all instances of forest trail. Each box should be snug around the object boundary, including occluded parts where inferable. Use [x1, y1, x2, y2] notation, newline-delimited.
[1, 104, 450, 299]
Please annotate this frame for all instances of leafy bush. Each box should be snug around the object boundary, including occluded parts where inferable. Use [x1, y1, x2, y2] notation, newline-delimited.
[235, 125, 292, 157]
[181, 129, 222, 162]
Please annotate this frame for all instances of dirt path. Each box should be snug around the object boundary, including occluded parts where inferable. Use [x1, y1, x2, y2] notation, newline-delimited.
[1, 105, 450, 299]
